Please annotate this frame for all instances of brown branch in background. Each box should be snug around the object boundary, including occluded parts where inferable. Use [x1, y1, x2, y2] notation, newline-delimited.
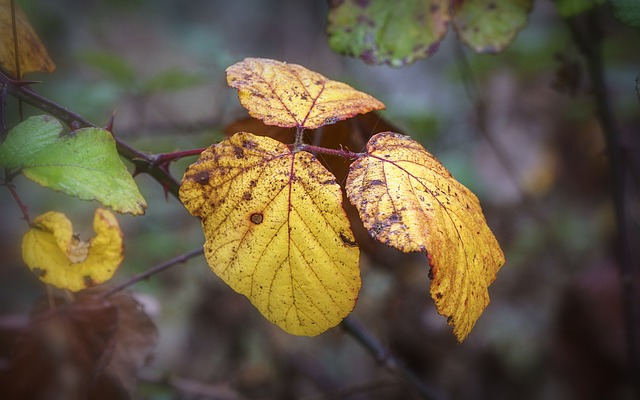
[340, 317, 441, 400]
[566, 10, 639, 398]
[100, 248, 204, 299]
[453, 41, 574, 269]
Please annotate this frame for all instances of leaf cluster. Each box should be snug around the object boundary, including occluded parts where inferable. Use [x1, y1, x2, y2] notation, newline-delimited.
[180, 58, 505, 341]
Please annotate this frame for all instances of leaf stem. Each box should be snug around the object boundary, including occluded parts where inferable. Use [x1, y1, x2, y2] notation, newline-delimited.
[300, 143, 363, 160]
[340, 316, 442, 400]
[293, 126, 305, 151]
[3, 174, 32, 224]
[150, 147, 207, 166]
[100, 248, 204, 299]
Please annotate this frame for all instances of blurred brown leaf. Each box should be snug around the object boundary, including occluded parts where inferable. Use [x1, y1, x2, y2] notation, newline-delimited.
[0, 0, 55, 78]
[0, 289, 157, 400]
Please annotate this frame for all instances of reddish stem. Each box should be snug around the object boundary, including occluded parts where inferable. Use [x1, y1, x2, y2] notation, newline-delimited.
[300, 143, 363, 160]
[151, 147, 207, 166]
[5, 179, 32, 224]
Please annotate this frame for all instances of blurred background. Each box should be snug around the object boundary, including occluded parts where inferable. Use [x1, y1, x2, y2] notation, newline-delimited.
[1, 0, 639, 399]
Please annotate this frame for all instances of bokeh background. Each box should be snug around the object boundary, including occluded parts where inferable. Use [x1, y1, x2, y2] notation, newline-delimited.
[1, 1, 639, 399]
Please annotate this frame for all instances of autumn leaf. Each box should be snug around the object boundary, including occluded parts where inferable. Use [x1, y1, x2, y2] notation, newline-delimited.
[180, 132, 360, 336]
[22, 209, 124, 292]
[224, 114, 407, 264]
[0, 0, 55, 78]
[327, 0, 450, 67]
[452, 0, 533, 54]
[346, 132, 505, 341]
[226, 58, 384, 130]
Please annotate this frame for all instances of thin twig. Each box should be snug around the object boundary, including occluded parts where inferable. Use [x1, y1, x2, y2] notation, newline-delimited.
[150, 147, 206, 166]
[100, 248, 204, 299]
[567, 11, 639, 397]
[300, 143, 362, 159]
[340, 316, 442, 400]
[5, 179, 32, 224]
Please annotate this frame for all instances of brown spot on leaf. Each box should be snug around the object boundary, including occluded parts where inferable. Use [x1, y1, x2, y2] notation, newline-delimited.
[243, 192, 253, 201]
[250, 213, 264, 224]
[339, 232, 358, 247]
[192, 170, 210, 184]
[32, 268, 47, 278]
[234, 146, 244, 159]
[83, 275, 96, 287]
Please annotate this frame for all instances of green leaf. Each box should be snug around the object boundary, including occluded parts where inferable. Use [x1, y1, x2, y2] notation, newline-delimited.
[327, 0, 450, 67]
[453, 0, 533, 53]
[0, 115, 62, 169]
[142, 68, 206, 93]
[610, 0, 640, 29]
[22, 128, 147, 215]
[556, 0, 605, 17]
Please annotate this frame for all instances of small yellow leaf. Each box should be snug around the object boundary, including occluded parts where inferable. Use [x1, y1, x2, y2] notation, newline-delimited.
[0, 0, 55, 78]
[346, 132, 505, 341]
[226, 58, 384, 130]
[22, 209, 123, 292]
[180, 132, 360, 336]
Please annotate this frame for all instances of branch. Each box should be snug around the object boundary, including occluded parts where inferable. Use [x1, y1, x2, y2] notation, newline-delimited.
[100, 248, 204, 299]
[567, 11, 639, 397]
[0, 70, 182, 198]
[340, 316, 442, 400]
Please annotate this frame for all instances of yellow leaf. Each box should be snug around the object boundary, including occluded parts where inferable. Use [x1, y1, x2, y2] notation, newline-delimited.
[180, 132, 360, 336]
[346, 132, 505, 342]
[226, 58, 384, 130]
[0, 0, 55, 78]
[22, 209, 123, 292]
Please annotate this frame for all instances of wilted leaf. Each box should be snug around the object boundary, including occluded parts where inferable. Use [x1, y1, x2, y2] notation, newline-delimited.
[609, 0, 640, 30]
[180, 132, 360, 336]
[0, 296, 118, 400]
[0, 0, 55, 78]
[87, 289, 158, 399]
[0, 290, 157, 400]
[226, 58, 384, 130]
[346, 132, 505, 341]
[0, 115, 62, 169]
[22, 209, 124, 292]
[327, 0, 450, 67]
[20, 127, 147, 215]
[452, 0, 533, 54]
